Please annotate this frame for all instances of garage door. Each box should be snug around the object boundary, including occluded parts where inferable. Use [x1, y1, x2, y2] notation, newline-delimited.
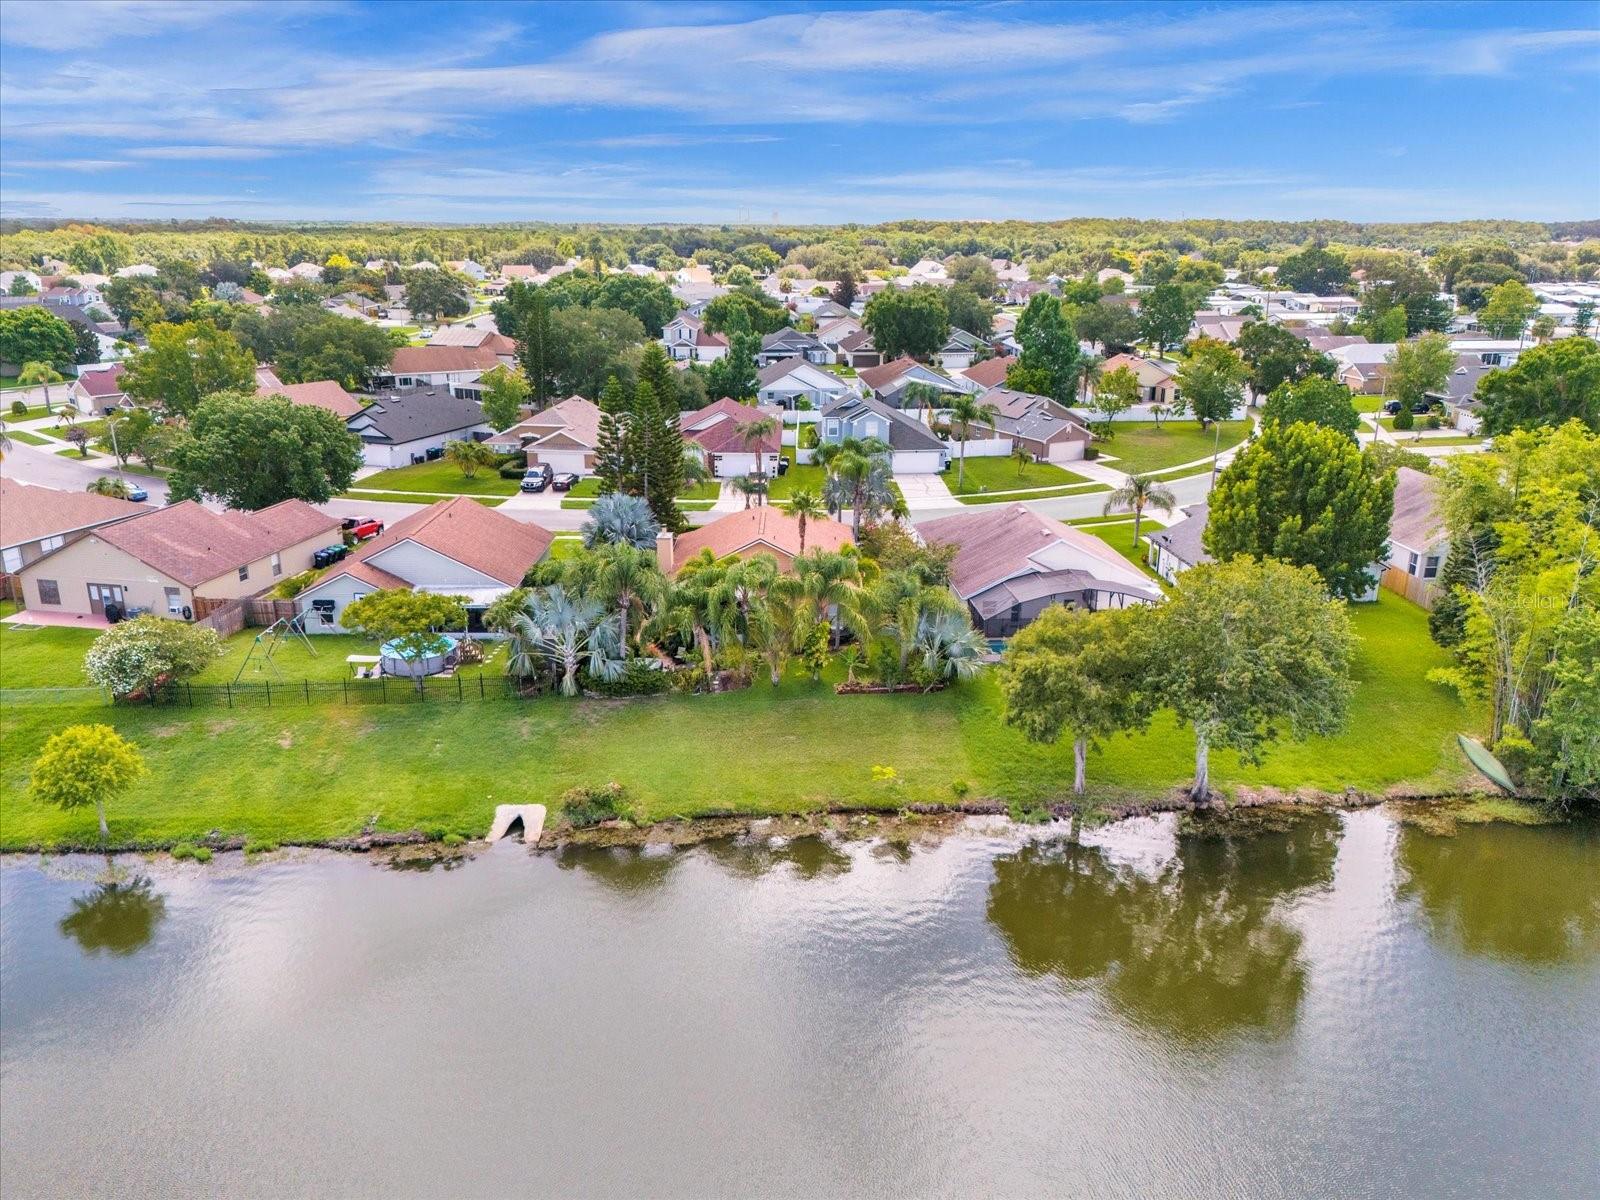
[892, 451, 945, 474]
[533, 449, 589, 475]
[1047, 440, 1085, 462]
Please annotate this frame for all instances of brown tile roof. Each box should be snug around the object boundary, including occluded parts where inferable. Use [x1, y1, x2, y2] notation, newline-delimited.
[668, 507, 851, 571]
[348, 496, 553, 586]
[1389, 467, 1446, 552]
[389, 345, 499, 374]
[428, 326, 517, 354]
[90, 499, 340, 587]
[0, 479, 146, 549]
[857, 355, 921, 392]
[837, 329, 876, 353]
[258, 379, 363, 419]
[961, 355, 1016, 389]
[74, 364, 126, 397]
[917, 503, 1152, 599]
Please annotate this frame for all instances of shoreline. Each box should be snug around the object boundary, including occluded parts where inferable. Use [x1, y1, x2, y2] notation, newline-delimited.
[0, 777, 1536, 861]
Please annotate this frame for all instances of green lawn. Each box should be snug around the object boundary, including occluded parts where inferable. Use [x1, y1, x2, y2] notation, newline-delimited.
[353, 460, 518, 497]
[54, 446, 95, 460]
[559, 479, 719, 510]
[1353, 393, 1387, 413]
[949, 454, 1088, 496]
[346, 491, 504, 507]
[0, 592, 1478, 849]
[1079, 520, 1166, 584]
[957, 483, 1109, 505]
[3, 403, 54, 418]
[8, 430, 52, 446]
[1096, 420, 1252, 475]
[765, 448, 826, 501]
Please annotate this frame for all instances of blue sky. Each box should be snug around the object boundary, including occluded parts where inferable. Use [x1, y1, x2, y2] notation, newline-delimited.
[1, 0, 1597, 224]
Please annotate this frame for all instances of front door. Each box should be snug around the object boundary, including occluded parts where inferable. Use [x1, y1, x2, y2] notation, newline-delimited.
[86, 583, 124, 615]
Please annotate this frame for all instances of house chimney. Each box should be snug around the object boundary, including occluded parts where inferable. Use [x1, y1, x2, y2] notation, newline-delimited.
[655, 529, 675, 573]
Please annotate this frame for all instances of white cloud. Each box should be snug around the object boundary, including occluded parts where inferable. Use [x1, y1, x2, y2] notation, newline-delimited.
[127, 146, 277, 160]
[5, 159, 130, 172]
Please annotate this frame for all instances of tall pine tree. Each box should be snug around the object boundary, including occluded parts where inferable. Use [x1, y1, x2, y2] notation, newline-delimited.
[594, 373, 630, 495]
[629, 379, 687, 532]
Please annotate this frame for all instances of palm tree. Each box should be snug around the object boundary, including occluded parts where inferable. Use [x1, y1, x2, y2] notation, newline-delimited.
[651, 549, 726, 677]
[792, 548, 864, 648]
[507, 585, 623, 696]
[914, 611, 986, 686]
[594, 543, 664, 655]
[784, 487, 826, 553]
[945, 393, 999, 492]
[86, 476, 131, 499]
[735, 413, 778, 504]
[1075, 354, 1104, 407]
[17, 361, 64, 414]
[901, 381, 943, 429]
[1010, 444, 1031, 478]
[867, 570, 963, 679]
[0, 421, 11, 462]
[746, 576, 804, 685]
[730, 474, 758, 509]
[581, 493, 659, 550]
[1149, 402, 1171, 430]
[1103, 473, 1177, 550]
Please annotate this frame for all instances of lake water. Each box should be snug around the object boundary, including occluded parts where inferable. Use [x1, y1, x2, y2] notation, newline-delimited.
[2, 809, 1596, 1199]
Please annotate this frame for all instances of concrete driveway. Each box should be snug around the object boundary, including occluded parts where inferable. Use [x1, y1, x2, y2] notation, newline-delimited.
[894, 472, 957, 512]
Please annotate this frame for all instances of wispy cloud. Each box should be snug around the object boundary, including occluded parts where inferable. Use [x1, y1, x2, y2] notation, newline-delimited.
[590, 133, 781, 148]
[127, 146, 277, 160]
[6, 159, 130, 172]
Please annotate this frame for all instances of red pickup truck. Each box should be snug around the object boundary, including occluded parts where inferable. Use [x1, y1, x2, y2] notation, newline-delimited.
[345, 517, 384, 541]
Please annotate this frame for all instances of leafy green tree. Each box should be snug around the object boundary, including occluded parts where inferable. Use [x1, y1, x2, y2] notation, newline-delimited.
[1146, 556, 1355, 800]
[1235, 321, 1336, 395]
[702, 288, 789, 336]
[30, 724, 146, 841]
[403, 268, 471, 321]
[101, 277, 156, 329]
[946, 393, 999, 491]
[1073, 301, 1141, 354]
[1477, 279, 1539, 339]
[1273, 244, 1351, 295]
[121, 321, 256, 416]
[0, 307, 77, 371]
[1385, 332, 1456, 413]
[1357, 303, 1410, 344]
[1206, 419, 1396, 600]
[67, 230, 133, 274]
[1014, 293, 1082, 403]
[1260, 376, 1361, 439]
[167, 392, 363, 509]
[83, 616, 222, 698]
[1356, 257, 1450, 336]
[72, 323, 101, 365]
[1475, 337, 1600, 434]
[1004, 361, 1055, 397]
[548, 306, 646, 398]
[1574, 300, 1595, 338]
[1175, 340, 1246, 429]
[944, 283, 995, 337]
[1102, 474, 1177, 549]
[478, 364, 529, 431]
[594, 273, 677, 336]
[831, 270, 857, 308]
[863, 285, 950, 361]
[242, 310, 402, 390]
[492, 281, 555, 404]
[1001, 606, 1153, 793]
[1088, 364, 1139, 434]
[705, 330, 759, 401]
[342, 590, 469, 689]
[1136, 283, 1198, 357]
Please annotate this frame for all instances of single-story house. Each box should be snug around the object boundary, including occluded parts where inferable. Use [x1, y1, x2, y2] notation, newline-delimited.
[1328, 343, 1398, 395]
[257, 379, 364, 420]
[0, 479, 146, 577]
[379, 345, 499, 390]
[15, 499, 338, 624]
[758, 328, 831, 366]
[982, 387, 1093, 462]
[66, 363, 130, 415]
[918, 504, 1162, 636]
[816, 315, 863, 348]
[295, 496, 553, 635]
[1098, 353, 1181, 406]
[1146, 504, 1212, 585]
[444, 259, 489, 281]
[1189, 312, 1247, 343]
[1004, 280, 1048, 305]
[346, 390, 492, 468]
[820, 394, 948, 474]
[935, 328, 990, 371]
[834, 329, 882, 369]
[427, 325, 518, 364]
[655, 506, 852, 575]
[1382, 466, 1450, 607]
[486, 395, 602, 474]
[1428, 356, 1500, 434]
[756, 356, 853, 410]
[681, 397, 784, 479]
[957, 355, 1016, 392]
[660, 313, 730, 363]
[859, 356, 965, 406]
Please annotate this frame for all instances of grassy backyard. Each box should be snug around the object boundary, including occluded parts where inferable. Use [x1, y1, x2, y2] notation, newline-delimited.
[0, 593, 1478, 848]
[948, 455, 1089, 496]
[1096, 420, 1252, 475]
[765, 449, 826, 501]
[558, 478, 720, 510]
[350, 460, 519, 497]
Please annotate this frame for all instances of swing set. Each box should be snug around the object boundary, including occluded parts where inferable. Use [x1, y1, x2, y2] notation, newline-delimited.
[232, 615, 319, 684]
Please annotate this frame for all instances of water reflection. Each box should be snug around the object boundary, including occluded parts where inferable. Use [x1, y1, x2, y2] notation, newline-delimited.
[987, 811, 1341, 1044]
[555, 844, 682, 893]
[700, 834, 853, 881]
[1398, 820, 1600, 967]
[58, 873, 167, 957]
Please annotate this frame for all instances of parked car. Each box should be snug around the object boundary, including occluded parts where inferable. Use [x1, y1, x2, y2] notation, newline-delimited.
[520, 465, 553, 493]
[776, 457, 790, 476]
[1383, 400, 1403, 415]
[312, 544, 349, 569]
[125, 485, 149, 502]
[551, 472, 580, 492]
[349, 518, 384, 540]
[1411, 400, 1436, 415]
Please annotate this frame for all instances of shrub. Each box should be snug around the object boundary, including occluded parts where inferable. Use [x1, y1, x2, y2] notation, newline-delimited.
[1424, 414, 1442, 430]
[581, 660, 669, 697]
[441, 832, 465, 847]
[271, 569, 318, 599]
[1393, 408, 1414, 431]
[192, 845, 213, 862]
[561, 782, 628, 828]
[951, 779, 971, 798]
[496, 450, 527, 468]
[85, 616, 223, 697]
[243, 838, 279, 856]
[498, 461, 529, 480]
[172, 842, 198, 860]
[10, 399, 26, 416]
[1083, 444, 1099, 460]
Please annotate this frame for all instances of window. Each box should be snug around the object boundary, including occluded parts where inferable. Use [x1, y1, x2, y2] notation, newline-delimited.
[271, 553, 282, 578]
[37, 579, 60, 605]
[1407, 552, 1420, 576]
[165, 587, 183, 614]
[39, 534, 64, 553]
[1423, 555, 1441, 580]
[825, 419, 839, 437]
[1, 547, 19, 574]
[238, 564, 250, 582]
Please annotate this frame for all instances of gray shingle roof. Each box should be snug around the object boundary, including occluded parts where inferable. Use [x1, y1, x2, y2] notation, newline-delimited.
[821, 394, 945, 452]
[348, 390, 487, 444]
[1147, 504, 1211, 569]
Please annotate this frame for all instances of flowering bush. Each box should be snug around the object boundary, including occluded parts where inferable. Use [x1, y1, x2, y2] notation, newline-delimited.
[83, 616, 222, 696]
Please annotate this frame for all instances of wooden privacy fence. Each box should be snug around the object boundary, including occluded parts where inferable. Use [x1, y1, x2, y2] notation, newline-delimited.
[1380, 565, 1439, 610]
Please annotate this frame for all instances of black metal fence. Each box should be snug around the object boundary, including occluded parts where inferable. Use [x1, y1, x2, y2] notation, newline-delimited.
[0, 675, 550, 709]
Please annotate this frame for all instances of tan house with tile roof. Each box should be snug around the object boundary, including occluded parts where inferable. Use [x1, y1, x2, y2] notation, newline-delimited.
[485, 395, 603, 474]
[257, 379, 364, 419]
[0, 479, 147, 577]
[294, 496, 553, 633]
[656, 507, 852, 575]
[16, 499, 338, 623]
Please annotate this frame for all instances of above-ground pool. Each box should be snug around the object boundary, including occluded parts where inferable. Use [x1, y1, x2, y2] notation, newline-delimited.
[379, 633, 457, 677]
